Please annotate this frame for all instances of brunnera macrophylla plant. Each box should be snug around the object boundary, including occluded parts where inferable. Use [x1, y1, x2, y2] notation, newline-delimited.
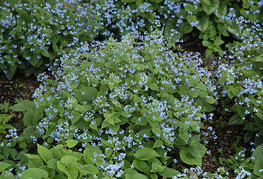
[10, 31, 219, 178]
[0, 0, 101, 79]
[215, 61, 263, 145]
[214, 59, 263, 177]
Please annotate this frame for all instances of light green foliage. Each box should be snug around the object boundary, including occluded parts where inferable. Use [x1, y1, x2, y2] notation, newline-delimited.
[0, 0, 263, 178]
[0, 0, 101, 79]
[7, 31, 220, 178]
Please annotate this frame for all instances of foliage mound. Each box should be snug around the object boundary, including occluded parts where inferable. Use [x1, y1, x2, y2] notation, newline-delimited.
[1, 0, 263, 79]
[2, 30, 219, 178]
[1, 0, 263, 178]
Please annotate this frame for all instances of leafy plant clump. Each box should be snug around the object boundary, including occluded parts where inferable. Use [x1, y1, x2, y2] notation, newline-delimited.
[2, 30, 221, 178]
[1, 0, 262, 80]
[0, 0, 101, 79]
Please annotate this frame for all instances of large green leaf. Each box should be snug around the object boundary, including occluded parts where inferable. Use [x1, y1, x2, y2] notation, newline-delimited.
[254, 159, 263, 177]
[228, 114, 244, 125]
[161, 167, 180, 178]
[214, 2, 227, 18]
[37, 144, 54, 163]
[164, 19, 184, 43]
[76, 87, 98, 103]
[10, 100, 36, 111]
[253, 145, 263, 176]
[149, 83, 159, 91]
[0, 162, 11, 171]
[133, 148, 160, 160]
[24, 154, 44, 168]
[23, 108, 42, 126]
[83, 145, 102, 164]
[57, 155, 78, 179]
[196, 14, 209, 33]
[132, 159, 150, 172]
[21, 168, 48, 179]
[77, 163, 99, 175]
[179, 150, 202, 166]
[125, 169, 148, 179]
[202, 0, 219, 15]
[187, 143, 207, 158]
[66, 139, 79, 148]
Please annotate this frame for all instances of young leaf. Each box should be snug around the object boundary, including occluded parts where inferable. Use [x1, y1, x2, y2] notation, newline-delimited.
[214, 2, 227, 18]
[24, 154, 44, 168]
[132, 159, 151, 172]
[161, 167, 180, 178]
[0, 162, 11, 171]
[133, 148, 160, 160]
[164, 19, 183, 43]
[202, 0, 219, 15]
[20, 168, 48, 179]
[37, 144, 54, 163]
[57, 155, 78, 179]
[66, 139, 79, 148]
[187, 143, 207, 158]
[196, 14, 209, 33]
[179, 150, 202, 166]
[149, 83, 159, 91]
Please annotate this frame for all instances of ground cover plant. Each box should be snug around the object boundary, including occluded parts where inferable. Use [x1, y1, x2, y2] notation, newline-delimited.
[0, 0, 263, 178]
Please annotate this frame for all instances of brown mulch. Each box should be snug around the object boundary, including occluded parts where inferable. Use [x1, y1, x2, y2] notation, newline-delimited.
[0, 73, 40, 105]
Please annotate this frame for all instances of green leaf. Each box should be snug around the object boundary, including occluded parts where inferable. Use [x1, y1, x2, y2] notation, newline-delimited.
[206, 96, 217, 104]
[132, 159, 150, 172]
[164, 19, 183, 43]
[202, 0, 219, 15]
[161, 167, 180, 178]
[20, 10, 34, 23]
[125, 169, 148, 179]
[253, 146, 263, 176]
[77, 164, 99, 175]
[76, 87, 98, 103]
[10, 100, 35, 111]
[81, 61, 90, 70]
[106, 61, 117, 70]
[228, 114, 243, 125]
[254, 159, 263, 177]
[214, 36, 224, 46]
[57, 155, 78, 179]
[83, 145, 102, 164]
[187, 143, 207, 158]
[42, 50, 50, 58]
[150, 162, 165, 173]
[47, 159, 58, 170]
[196, 14, 209, 33]
[149, 83, 159, 91]
[70, 111, 81, 124]
[180, 150, 202, 165]
[182, 22, 193, 34]
[37, 144, 54, 163]
[255, 112, 263, 121]
[23, 108, 41, 126]
[197, 82, 207, 91]
[153, 140, 163, 148]
[20, 168, 48, 179]
[214, 2, 227, 18]
[186, 15, 197, 24]
[202, 0, 210, 5]
[179, 130, 189, 143]
[0, 162, 11, 171]
[66, 140, 78, 148]
[25, 154, 44, 168]
[133, 148, 160, 160]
